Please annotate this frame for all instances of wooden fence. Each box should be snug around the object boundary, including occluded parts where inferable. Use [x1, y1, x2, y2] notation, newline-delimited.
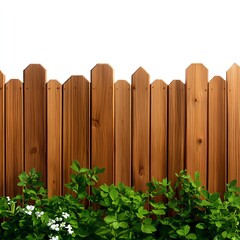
[1, 63, 239, 198]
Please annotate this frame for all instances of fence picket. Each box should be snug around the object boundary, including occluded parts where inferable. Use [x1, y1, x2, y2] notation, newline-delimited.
[5, 80, 23, 197]
[132, 67, 150, 192]
[47, 80, 62, 196]
[208, 76, 226, 197]
[63, 76, 89, 194]
[186, 64, 208, 186]
[168, 80, 185, 186]
[114, 80, 131, 185]
[0, 71, 4, 196]
[227, 64, 240, 183]
[151, 80, 167, 182]
[91, 64, 114, 186]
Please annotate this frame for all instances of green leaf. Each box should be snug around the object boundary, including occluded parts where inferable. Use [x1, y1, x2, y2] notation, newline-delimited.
[216, 222, 222, 228]
[152, 209, 165, 215]
[109, 189, 118, 201]
[71, 160, 80, 172]
[222, 231, 227, 238]
[187, 233, 197, 239]
[209, 193, 220, 202]
[104, 215, 116, 224]
[141, 224, 156, 234]
[95, 226, 111, 235]
[100, 185, 109, 192]
[119, 222, 128, 229]
[196, 223, 205, 229]
[112, 221, 119, 229]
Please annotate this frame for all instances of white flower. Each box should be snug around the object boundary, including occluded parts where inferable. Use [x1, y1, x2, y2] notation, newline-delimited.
[50, 223, 60, 231]
[60, 222, 66, 227]
[49, 236, 59, 240]
[55, 217, 62, 222]
[35, 211, 44, 218]
[48, 219, 56, 226]
[26, 205, 35, 211]
[65, 224, 74, 235]
[62, 212, 70, 219]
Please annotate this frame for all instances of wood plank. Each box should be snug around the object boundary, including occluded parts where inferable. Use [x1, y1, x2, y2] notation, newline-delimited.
[132, 67, 150, 192]
[114, 80, 131, 186]
[227, 64, 240, 183]
[91, 64, 114, 186]
[5, 80, 23, 197]
[47, 80, 62, 197]
[24, 64, 47, 184]
[151, 80, 167, 182]
[63, 76, 89, 194]
[186, 64, 208, 186]
[0, 71, 4, 196]
[208, 76, 226, 197]
[168, 80, 185, 187]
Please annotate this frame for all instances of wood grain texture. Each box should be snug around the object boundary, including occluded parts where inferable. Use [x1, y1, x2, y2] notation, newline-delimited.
[63, 76, 89, 194]
[5, 80, 23, 197]
[186, 64, 208, 186]
[47, 80, 62, 197]
[132, 67, 150, 192]
[151, 80, 167, 182]
[91, 64, 114, 186]
[208, 76, 226, 197]
[0, 71, 4, 196]
[227, 64, 240, 183]
[24, 64, 47, 184]
[168, 80, 185, 186]
[114, 80, 131, 186]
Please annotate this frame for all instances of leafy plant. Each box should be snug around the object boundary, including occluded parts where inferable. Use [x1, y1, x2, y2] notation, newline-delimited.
[1, 162, 240, 239]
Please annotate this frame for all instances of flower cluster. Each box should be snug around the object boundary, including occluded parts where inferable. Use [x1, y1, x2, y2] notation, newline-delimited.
[47, 211, 74, 240]
[23, 205, 35, 215]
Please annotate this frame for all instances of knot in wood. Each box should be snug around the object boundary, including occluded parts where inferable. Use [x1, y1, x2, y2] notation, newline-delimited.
[92, 119, 99, 128]
[31, 147, 37, 154]
[197, 138, 202, 144]
[139, 168, 144, 176]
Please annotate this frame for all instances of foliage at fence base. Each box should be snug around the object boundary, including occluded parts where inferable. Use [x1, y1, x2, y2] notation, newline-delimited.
[1, 161, 240, 240]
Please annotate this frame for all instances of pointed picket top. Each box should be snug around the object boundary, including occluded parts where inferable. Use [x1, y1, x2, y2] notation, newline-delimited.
[47, 79, 61, 85]
[186, 64, 208, 83]
[227, 63, 240, 83]
[91, 64, 114, 83]
[132, 67, 149, 81]
[5, 79, 22, 90]
[227, 63, 240, 73]
[169, 79, 184, 87]
[0, 71, 5, 84]
[209, 76, 225, 86]
[24, 64, 46, 77]
[63, 75, 88, 87]
[151, 79, 167, 89]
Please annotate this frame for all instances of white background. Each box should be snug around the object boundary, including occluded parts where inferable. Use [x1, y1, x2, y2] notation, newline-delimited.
[1, 0, 240, 84]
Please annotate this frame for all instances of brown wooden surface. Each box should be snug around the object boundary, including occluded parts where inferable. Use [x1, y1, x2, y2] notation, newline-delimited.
[24, 64, 47, 184]
[186, 64, 208, 186]
[227, 64, 240, 183]
[208, 76, 226, 196]
[47, 80, 62, 196]
[5, 80, 23, 197]
[114, 80, 131, 186]
[132, 67, 150, 192]
[91, 64, 114, 186]
[151, 80, 167, 182]
[0, 71, 4, 196]
[63, 76, 89, 194]
[168, 80, 185, 186]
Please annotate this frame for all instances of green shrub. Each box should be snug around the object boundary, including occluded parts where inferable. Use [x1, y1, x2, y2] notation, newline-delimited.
[1, 162, 240, 239]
